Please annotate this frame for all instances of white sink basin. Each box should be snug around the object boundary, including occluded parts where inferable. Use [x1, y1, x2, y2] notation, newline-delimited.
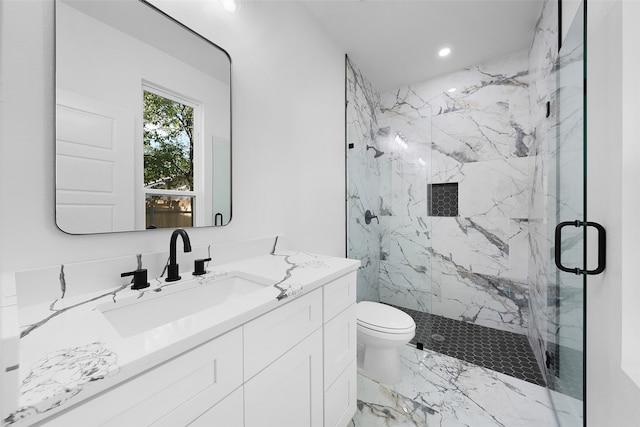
[98, 273, 272, 337]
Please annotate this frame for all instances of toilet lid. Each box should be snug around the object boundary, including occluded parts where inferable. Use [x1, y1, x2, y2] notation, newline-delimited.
[357, 301, 415, 333]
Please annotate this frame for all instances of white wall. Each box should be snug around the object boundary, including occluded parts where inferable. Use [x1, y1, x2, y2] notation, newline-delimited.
[562, 0, 582, 44]
[0, 0, 346, 277]
[620, 0, 640, 398]
[586, 1, 640, 425]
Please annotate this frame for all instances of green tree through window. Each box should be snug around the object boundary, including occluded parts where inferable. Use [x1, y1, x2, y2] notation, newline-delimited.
[143, 91, 194, 191]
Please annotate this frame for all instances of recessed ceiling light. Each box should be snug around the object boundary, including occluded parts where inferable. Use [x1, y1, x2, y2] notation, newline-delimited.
[220, 0, 237, 12]
[447, 87, 457, 93]
[438, 47, 451, 57]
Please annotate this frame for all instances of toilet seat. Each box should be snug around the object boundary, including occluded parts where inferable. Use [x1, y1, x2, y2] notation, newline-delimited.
[357, 301, 415, 334]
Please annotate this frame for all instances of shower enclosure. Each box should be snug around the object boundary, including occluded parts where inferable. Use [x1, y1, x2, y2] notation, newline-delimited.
[346, 2, 593, 426]
[347, 46, 534, 341]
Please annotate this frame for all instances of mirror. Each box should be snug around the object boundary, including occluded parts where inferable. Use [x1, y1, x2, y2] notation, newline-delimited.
[55, 0, 231, 234]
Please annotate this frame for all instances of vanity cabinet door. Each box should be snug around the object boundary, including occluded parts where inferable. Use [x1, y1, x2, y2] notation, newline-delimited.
[323, 272, 356, 321]
[324, 361, 357, 427]
[323, 303, 356, 388]
[244, 288, 322, 380]
[245, 329, 323, 427]
[187, 387, 243, 427]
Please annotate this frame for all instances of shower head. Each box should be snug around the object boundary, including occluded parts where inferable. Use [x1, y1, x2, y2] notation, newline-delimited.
[366, 145, 384, 158]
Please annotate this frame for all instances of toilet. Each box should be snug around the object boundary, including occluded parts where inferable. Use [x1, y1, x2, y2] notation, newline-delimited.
[356, 301, 416, 384]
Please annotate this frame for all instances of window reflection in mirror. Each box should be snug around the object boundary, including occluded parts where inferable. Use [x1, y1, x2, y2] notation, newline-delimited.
[142, 88, 198, 229]
[143, 90, 194, 192]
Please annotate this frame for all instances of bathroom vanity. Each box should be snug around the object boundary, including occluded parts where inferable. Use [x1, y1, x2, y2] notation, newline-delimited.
[1, 246, 359, 427]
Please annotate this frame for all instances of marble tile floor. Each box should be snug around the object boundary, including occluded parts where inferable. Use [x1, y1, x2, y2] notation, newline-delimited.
[349, 345, 582, 427]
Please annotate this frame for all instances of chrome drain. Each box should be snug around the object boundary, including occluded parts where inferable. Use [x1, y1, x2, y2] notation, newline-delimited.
[431, 333, 445, 342]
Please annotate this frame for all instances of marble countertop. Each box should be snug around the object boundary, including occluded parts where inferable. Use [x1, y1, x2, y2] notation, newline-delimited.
[2, 250, 359, 426]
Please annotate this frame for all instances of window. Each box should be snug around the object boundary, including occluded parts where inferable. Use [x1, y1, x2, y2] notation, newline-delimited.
[142, 87, 199, 229]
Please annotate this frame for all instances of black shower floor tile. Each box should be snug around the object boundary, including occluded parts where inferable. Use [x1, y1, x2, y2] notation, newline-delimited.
[388, 304, 547, 387]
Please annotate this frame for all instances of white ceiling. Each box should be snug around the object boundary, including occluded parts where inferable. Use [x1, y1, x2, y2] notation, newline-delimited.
[303, 0, 544, 92]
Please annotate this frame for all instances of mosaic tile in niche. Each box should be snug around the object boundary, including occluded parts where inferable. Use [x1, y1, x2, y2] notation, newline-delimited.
[428, 183, 458, 217]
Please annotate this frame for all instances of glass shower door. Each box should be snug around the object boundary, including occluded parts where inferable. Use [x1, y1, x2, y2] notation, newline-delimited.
[547, 3, 588, 426]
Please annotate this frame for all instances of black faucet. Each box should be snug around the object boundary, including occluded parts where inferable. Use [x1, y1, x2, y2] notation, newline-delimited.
[166, 228, 192, 282]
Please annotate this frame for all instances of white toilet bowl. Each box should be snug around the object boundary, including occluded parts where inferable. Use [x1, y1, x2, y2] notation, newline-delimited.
[356, 301, 416, 384]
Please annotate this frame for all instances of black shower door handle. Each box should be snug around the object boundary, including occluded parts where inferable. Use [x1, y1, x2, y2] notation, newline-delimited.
[554, 220, 606, 275]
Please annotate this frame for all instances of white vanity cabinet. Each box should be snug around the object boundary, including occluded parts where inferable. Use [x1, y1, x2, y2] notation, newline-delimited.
[36, 271, 357, 427]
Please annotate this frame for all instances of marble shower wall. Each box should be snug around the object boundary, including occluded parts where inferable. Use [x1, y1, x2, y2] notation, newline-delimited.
[527, 0, 559, 375]
[528, 2, 586, 404]
[376, 116, 433, 313]
[346, 57, 382, 302]
[377, 50, 534, 335]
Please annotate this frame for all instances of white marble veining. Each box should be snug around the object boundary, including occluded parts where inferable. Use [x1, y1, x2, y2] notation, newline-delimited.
[1, 243, 359, 426]
[347, 57, 383, 304]
[526, 0, 559, 375]
[527, 2, 558, 362]
[7, 342, 120, 423]
[350, 345, 574, 427]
